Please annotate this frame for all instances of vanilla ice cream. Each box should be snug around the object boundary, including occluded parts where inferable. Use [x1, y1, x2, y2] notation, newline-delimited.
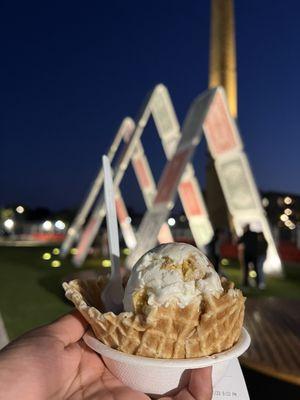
[123, 242, 223, 313]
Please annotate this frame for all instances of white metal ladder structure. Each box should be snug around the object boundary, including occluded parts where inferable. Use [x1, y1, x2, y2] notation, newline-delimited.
[125, 86, 281, 275]
[62, 84, 281, 275]
[62, 84, 214, 266]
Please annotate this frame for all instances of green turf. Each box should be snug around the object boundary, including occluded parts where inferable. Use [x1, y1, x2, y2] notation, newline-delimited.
[0, 246, 300, 340]
[222, 259, 300, 299]
[0, 246, 102, 339]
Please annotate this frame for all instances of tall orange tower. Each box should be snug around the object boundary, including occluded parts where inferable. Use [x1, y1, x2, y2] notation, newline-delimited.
[209, 0, 237, 117]
[206, 0, 237, 229]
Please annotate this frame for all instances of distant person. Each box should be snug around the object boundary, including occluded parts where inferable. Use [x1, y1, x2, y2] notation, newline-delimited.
[207, 229, 222, 274]
[256, 232, 268, 289]
[237, 224, 258, 287]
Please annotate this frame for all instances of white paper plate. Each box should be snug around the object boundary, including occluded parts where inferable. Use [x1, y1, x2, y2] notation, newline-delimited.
[84, 327, 250, 396]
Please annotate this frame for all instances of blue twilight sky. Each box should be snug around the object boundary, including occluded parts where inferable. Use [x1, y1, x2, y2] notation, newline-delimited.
[1, 0, 300, 211]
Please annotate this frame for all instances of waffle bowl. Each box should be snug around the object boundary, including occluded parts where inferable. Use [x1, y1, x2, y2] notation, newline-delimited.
[63, 277, 250, 397]
[63, 277, 245, 359]
[63, 277, 248, 396]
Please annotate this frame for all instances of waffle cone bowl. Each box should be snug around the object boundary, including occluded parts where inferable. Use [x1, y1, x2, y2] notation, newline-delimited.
[63, 277, 245, 359]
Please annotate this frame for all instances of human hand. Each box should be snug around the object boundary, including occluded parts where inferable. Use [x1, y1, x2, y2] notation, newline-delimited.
[0, 311, 212, 400]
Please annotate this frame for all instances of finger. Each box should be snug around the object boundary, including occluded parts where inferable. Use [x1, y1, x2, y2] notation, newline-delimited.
[41, 310, 89, 346]
[168, 388, 194, 400]
[101, 366, 150, 400]
[188, 367, 212, 400]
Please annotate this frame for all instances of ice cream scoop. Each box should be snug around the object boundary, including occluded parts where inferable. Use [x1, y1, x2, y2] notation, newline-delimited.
[63, 242, 245, 360]
[123, 242, 223, 313]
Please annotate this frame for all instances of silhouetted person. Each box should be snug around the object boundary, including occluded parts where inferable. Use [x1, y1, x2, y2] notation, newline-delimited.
[207, 229, 222, 274]
[257, 232, 268, 289]
[238, 224, 258, 287]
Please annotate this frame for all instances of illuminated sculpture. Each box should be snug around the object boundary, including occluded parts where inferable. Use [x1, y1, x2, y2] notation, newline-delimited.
[61, 85, 213, 266]
[61, 84, 281, 275]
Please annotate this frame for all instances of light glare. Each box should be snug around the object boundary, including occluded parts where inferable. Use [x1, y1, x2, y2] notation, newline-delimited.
[168, 217, 176, 227]
[16, 206, 24, 214]
[55, 220, 65, 230]
[262, 198, 269, 207]
[42, 220, 52, 231]
[42, 252, 51, 260]
[249, 270, 257, 278]
[284, 196, 292, 205]
[102, 259, 111, 267]
[4, 219, 14, 230]
[122, 248, 130, 256]
[51, 260, 61, 268]
[280, 214, 288, 222]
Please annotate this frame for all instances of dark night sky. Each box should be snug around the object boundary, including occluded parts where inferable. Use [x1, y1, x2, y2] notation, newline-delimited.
[2, 1, 300, 211]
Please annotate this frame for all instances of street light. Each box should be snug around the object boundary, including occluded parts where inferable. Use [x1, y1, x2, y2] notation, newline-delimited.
[42, 220, 52, 231]
[280, 214, 288, 222]
[284, 196, 292, 205]
[4, 219, 14, 230]
[16, 206, 24, 214]
[54, 220, 65, 230]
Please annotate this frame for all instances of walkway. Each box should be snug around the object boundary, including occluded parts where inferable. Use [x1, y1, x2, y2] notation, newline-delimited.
[241, 298, 300, 385]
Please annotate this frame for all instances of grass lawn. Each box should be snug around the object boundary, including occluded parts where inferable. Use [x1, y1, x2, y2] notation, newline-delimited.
[0, 246, 103, 339]
[223, 260, 300, 299]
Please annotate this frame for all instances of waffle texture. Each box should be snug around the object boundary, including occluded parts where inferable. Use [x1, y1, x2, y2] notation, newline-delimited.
[63, 277, 245, 359]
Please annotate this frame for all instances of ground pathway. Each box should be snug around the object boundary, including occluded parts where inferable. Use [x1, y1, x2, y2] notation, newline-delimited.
[241, 298, 300, 386]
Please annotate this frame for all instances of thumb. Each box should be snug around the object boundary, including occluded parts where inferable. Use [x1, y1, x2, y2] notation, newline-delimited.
[188, 367, 212, 400]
